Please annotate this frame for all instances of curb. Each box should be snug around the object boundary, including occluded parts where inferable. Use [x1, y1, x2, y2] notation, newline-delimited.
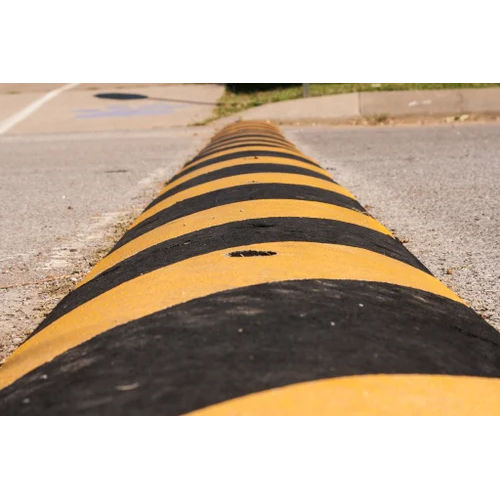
[0, 121, 499, 415]
[213, 87, 500, 126]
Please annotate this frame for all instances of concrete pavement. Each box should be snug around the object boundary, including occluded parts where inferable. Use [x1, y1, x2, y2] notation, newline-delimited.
[284, 123, 500, 330]
[219, 87, 500, 124]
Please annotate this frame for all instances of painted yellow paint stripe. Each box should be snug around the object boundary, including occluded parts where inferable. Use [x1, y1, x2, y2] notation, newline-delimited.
[0, 241, 462, 391]
[202, 137, 296, 150]
[213, 123, 279, 135]
[184, 145, 317, 170]
[80, 199, 392, 286]
[208, 129, 286, 146]
[206, 131, 293, 144]
[158, 156, 334, 200]
[211, 130, 285, 143]
[131, 173, 356, 230]
[208, 131, 286, 145]
[183, 145, 311, 171]
[187, 374, 500, 415]
[199, 139, 298, 156]
[218, 121, 277, 129]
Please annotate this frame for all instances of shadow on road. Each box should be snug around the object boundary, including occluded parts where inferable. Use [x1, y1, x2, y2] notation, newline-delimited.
[94, 92, 218, 106]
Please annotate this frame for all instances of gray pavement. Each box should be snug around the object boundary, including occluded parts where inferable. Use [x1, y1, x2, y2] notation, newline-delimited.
[0, 128, 213, 360]
[222, 87, 500, 124]
[0, 83, 224, 134]
[284, 123, 500, 331]
[0, 83, 222, 361]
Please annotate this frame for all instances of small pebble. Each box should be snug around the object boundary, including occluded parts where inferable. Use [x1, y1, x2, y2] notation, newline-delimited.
[116, 382, 139, 391]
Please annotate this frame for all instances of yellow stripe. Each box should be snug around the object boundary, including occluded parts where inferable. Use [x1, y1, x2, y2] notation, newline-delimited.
[184, 145, 309, 169]
[213, 123, 278, 135]
[211, 126, 279, 137]
[200, 139, 298, 155]
[187, 374, 500, 415]
[206, 132, 293, 144]
[79, 199, 392, 286]
[184, 145, 316, 170]
[209, 131, 285, 144]
[211, 130, 285, 142]
[131, 173, 356, 229]
[208, 130, 294, 145]
[159, 157, 334, 200]
[218, 121, 277, 129]
[0, 242, 462, 391]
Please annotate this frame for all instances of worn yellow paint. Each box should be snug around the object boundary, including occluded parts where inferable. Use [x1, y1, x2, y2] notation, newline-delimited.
[210, 131, 285, 144]
[131, 172, 357, 229]
[199, 139, 298, 156]
[184, 145, 316, 171]
[207, 133, 292, 146]
[187, 374, 500, 415]
[208, 131, 286, 146]
[157, 157, 334, 201]
[210, 127, 279, 140]
[0, 242, 462, 391]
[80, 199, 392, 286]
[202, 134, 295, 148]
[213, 123, 278, 136]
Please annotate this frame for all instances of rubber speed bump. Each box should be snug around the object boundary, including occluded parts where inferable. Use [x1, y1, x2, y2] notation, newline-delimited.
[1, 120, 499, 415]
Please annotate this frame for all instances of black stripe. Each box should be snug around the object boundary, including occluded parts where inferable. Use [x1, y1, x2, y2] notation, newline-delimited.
[3, 280, 498, 415]
[149, 164, 334, 211]
[182, 149, 319, 173]
[32, 218, 430, 335]
[170, 158, 330, 186]
[118, 183, 366, 249]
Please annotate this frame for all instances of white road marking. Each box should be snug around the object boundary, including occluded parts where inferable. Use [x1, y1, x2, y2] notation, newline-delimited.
[0, 83, 80, 135]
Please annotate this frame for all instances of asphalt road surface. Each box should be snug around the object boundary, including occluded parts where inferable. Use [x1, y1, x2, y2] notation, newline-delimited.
[284, 123, 499, 331]
[0, 128, 212, 359]
[0, 87, 498, 361]
[0, 84, 222, 360]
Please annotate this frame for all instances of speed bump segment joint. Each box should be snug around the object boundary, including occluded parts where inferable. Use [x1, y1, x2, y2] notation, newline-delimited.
[0, 120, 499, 415]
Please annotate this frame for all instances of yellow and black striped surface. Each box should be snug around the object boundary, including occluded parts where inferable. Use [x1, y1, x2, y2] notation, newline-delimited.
[1, 120, 499, 415]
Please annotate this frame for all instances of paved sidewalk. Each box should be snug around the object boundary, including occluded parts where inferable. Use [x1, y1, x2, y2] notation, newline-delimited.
[215, 87, 500, 125]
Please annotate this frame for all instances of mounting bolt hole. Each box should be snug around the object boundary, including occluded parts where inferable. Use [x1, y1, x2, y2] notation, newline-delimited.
[228, 250, 277, 257]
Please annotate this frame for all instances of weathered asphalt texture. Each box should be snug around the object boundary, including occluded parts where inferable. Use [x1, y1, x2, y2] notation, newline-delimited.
[284, 123, 500, 331]
[0, 121, 498, 415]
[0, 128, 212, 360]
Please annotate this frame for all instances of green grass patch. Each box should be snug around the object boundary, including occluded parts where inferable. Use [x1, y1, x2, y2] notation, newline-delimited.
[210, 83, 500, 122]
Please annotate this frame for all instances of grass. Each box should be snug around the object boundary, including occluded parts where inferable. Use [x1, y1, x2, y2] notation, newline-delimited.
[210, 83, 500, 121]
